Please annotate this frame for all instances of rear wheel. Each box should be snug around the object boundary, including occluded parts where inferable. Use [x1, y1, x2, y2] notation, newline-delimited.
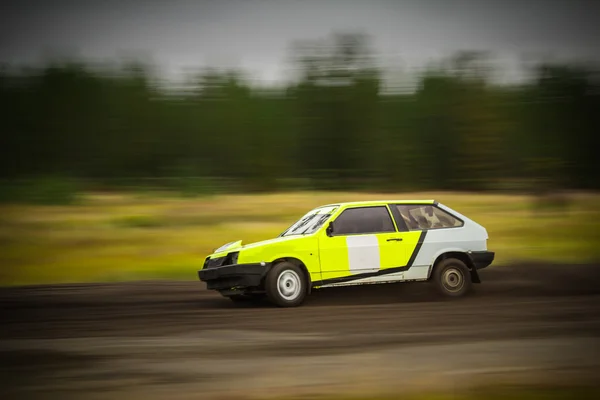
[432, 258, 472, 297]
[265, 262, 307, 307]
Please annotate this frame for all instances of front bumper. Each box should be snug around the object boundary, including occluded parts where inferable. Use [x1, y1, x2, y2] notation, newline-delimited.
[198, 263, 270, 290]
[468, 251, 495, 270]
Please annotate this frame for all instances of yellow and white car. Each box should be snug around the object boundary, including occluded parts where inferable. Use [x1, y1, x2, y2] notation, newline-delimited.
[198, 200, 494, 307]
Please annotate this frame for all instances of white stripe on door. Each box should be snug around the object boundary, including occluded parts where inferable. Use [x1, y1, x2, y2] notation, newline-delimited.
[346, 235, 380, 274]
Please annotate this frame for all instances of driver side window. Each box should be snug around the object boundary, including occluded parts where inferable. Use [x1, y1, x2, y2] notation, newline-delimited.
[332, 206, 395, 235]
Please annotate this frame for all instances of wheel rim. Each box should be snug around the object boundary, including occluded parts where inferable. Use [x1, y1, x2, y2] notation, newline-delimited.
[277, 269, 302, 301]
[441, 267, 464, 293]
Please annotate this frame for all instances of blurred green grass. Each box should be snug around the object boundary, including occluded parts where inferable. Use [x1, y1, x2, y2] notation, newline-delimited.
[0, 191, 598, 285]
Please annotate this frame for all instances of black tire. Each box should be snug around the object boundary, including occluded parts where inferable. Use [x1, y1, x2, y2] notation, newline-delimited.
[265, 262, 307, 307]
[432, 258, 472, 297]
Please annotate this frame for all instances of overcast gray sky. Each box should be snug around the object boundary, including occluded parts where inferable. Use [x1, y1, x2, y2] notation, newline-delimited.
[1, 0, 599, 84]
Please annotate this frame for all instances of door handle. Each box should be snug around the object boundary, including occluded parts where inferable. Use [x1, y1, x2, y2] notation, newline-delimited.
[387, 238, 403, 241]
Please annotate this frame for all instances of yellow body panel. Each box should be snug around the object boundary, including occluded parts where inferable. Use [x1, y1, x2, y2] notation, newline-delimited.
[236, 235, 322, 281]
[379, 230, 422, 267]
[317, 229, 422, 281]
[316, 232, 349, 281]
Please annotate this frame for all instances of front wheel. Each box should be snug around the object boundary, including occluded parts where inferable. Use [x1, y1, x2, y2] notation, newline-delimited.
[265, 262, 307, 307]
[432, 258, 472, 297]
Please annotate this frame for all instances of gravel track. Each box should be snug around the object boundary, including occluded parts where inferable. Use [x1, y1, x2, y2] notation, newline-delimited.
[1, 263, 600, 399]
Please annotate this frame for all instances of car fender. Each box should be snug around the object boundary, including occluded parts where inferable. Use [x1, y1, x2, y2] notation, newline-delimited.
[237, 236, 320, 281]
[268, 251, 320, 281]
[425, 246, 471, 277]
[411, 229, 488, 278]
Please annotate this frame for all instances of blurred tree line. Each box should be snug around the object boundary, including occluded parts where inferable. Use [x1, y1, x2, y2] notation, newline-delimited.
[0, 33, 598, 198]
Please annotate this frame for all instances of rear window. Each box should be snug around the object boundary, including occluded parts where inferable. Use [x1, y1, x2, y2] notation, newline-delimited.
[395, 205, 463, 231]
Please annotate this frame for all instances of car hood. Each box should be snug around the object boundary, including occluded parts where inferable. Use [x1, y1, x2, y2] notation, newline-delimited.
[213, 235, 301, 254]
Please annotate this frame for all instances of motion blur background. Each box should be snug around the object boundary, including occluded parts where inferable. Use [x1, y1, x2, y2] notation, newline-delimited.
[1, 0, 599, 284]
[0, 0, 600, 284]
[1, 0, 598, 285]
[1, 1, 600, 399]
[1, 0, 599, 193]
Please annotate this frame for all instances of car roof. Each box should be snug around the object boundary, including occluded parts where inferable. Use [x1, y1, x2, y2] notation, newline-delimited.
[318, 199, 437, 208]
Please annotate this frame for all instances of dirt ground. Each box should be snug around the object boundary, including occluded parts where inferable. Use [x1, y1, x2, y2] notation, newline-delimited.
[1, 264, 600, 399]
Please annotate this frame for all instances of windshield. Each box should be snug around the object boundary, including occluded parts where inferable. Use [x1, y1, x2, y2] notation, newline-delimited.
[280, 206, 338, 237]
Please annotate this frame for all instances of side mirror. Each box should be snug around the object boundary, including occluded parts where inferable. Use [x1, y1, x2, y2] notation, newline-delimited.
[326, 222, 334, 237]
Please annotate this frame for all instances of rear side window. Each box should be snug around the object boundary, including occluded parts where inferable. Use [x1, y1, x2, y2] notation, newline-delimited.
[395, 205, 463, 231]
[332, 206, 396, 235]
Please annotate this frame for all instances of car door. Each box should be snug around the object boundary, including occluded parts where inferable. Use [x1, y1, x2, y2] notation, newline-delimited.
[318, 205, 409, 283]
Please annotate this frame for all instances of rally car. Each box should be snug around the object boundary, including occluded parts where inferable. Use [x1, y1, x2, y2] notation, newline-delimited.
[198, 200, 494, 307]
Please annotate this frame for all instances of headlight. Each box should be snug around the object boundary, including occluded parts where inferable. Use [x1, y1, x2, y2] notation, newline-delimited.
[227, 251, 239, 265]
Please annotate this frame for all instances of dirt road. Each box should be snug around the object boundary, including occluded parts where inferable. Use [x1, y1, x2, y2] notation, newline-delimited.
[2, 264, 600, 399]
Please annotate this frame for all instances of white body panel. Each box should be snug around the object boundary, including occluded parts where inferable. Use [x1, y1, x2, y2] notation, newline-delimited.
[402, 264, 432, 281]
[411, 203, 488, 279]
[347, 235, 380, 274]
